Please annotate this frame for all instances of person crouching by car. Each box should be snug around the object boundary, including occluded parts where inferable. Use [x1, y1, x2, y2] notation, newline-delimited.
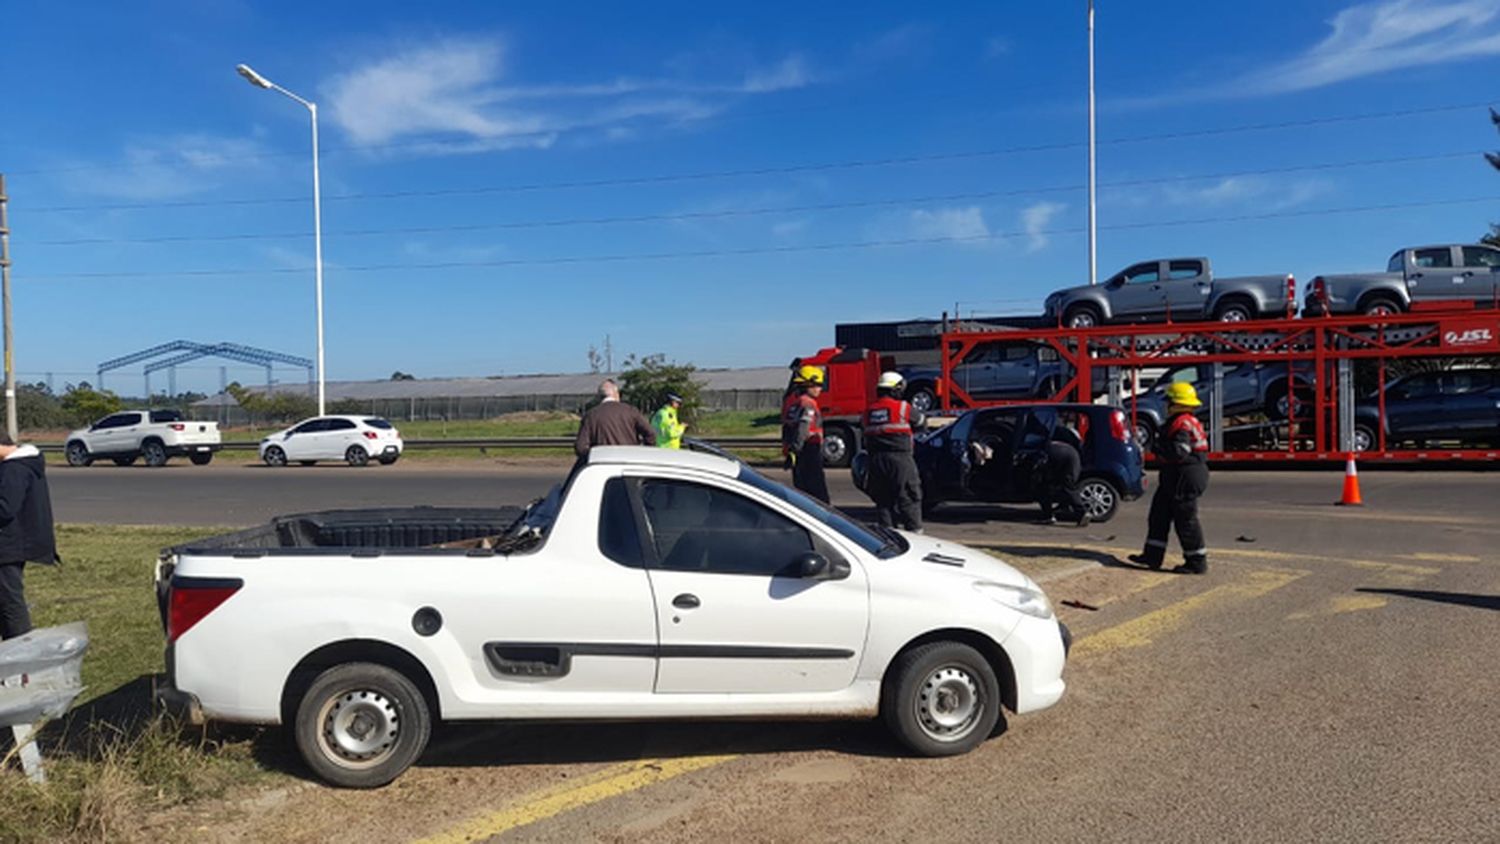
[861, 371, 924, 531]
[0, 432, 60, 640]
[1037, 412, 1089, 527]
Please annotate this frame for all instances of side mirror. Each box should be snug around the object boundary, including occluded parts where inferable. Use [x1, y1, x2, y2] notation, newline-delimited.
[796, 552, 850, 581]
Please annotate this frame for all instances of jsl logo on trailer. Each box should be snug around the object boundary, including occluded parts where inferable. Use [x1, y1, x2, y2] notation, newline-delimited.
[1440, 322, 1499, 350]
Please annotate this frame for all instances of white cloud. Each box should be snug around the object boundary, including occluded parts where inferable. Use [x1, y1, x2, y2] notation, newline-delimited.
[61, 133, 268, 199]
[321, 36, 811, 151]
[909, 206, 991, 242]
[1157, 176, 1333, 210]
[1245, 0, 1500, 94]
[1020, 202, 1065, 252]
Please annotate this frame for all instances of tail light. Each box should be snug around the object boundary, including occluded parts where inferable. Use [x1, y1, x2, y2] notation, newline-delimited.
[1285, 274, 1296, 317]
[1311, 277, 1327, 302]
[169, 423, 186, 431]
[363, 431, 379, 440]
[167, 577, 243, 643]
[1108, 409, 1129, 443]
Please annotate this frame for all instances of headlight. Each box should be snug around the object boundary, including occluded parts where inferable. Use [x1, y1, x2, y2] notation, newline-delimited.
[973, 581, 1053, 619]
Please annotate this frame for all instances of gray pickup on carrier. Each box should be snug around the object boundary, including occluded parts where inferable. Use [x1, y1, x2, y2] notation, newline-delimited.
[1044, 258, 1293, 328]
[1306, 244, 1500, 316]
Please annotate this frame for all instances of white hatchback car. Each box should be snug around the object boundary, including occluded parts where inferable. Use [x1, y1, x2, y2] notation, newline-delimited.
[259, 415, 403, 467]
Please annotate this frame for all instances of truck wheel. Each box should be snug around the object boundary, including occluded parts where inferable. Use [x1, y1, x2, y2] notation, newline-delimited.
[1353, 424, 1377, 453]
[141, 440, 169, 467]
[1063, 305, 1101, 329]
[293, 662, 431, 789]
[1214, 299, 1254, 322]
[1359, 295, 1402, 317]
[66, 441, 93, 467]
[113, 456, 138, 467]
[263, 446, 288, 467]
[822, 425, 854, 468]
[1078, 477, 1120, 522]
[882, 641, 1000, 757]
[189, 452, 213, 466]
[345, 446, 370, 467]
[906, 384, 938, 413]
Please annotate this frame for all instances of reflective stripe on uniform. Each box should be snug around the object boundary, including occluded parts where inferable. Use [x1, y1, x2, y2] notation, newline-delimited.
[1145, 538, 1169, 548]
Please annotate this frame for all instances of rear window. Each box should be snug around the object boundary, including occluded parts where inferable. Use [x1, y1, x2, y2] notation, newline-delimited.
[149, 409, 184, 423]
[1168, 260, 1203, 279]
[363, 418, 394, 429]
[1413, 248, 1452, 269]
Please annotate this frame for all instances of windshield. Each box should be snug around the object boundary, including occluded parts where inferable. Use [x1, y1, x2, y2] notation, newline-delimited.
[736, 466, 901, 558]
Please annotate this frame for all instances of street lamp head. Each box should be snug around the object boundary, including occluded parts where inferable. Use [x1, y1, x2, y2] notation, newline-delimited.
[236, 64, 274, 89]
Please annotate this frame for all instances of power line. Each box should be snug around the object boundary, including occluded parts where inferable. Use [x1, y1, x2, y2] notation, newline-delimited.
[26, 150, 1486, 246]
[20, 195, 1500, 281]
[21, 100, 1497, 214]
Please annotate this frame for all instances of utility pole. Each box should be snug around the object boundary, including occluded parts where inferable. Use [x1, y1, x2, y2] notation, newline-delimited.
[1, 174, 17, 440]
[1087, 0, 1098, 286]
[605, 334, 614, 373]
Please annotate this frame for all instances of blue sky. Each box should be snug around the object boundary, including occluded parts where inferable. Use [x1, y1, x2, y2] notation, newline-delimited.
[3, 0, 1500, 394]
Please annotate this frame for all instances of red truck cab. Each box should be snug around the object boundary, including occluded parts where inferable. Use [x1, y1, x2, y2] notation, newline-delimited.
[788, 347, 890, 467]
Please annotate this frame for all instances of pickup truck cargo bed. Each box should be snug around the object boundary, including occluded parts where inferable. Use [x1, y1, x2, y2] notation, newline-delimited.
[169, 506, 526, 553]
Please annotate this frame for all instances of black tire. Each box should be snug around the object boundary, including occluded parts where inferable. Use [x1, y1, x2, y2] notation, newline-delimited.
[378, 455, 399, 466]
[1353, 423, 1377, 453]
[112, 456, 138, 467]
[1214, 299, 1255, 323]
[189, 452, 213, 466]
[1077, 476, 1120, 522]
[882, 641, 1001, 757]
[293, 662, 431, 789]
[822, 425, 855, 469]
[1265, 381, 1312, 421]
[299, 460, 317, 467]
[1063, 304, 1102, 330]
[1359, 295, 1402, 317]
[345, 446, 370, 467]
[906, 384, 938, 413]
[66, 441, 93, 467]
[263, 446, 288, 467]
[1132, 418, 1156, 451]
[141, 439, 169, 467]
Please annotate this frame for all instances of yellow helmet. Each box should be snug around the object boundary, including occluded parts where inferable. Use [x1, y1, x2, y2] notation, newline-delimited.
[795, 365, 825, 386]
[1165, 381, 1202, 408]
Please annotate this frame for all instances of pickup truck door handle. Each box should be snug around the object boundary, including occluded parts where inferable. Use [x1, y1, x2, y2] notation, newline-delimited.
[672, 593, 700, 610]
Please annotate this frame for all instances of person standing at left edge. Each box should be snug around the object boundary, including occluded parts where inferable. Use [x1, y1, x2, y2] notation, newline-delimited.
[651, 393, 687, 449]
[0, 432, 60, 640]
[1130, 382, 1210, 574]
[781, 366, 830, 503]
[861, 371, 924, 531]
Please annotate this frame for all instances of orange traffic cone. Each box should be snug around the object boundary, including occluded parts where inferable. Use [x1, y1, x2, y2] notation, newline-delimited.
[1336, 454, 1363, 506]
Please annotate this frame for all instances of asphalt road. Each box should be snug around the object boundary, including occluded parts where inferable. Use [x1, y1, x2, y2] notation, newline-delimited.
[48, 459, 1500, 841]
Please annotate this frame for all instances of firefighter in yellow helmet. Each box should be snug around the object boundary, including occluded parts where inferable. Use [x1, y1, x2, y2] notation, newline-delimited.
[1130, 381, 1210, 574]
[781, 365, 830, 503]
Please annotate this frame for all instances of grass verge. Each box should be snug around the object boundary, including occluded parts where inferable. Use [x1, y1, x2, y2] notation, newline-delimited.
[0, 525, 277, 844]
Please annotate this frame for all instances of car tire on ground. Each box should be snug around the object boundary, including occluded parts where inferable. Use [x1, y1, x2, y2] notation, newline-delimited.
[882, 641, 1001, 758]
[65, 441, 92, 467]
[263, 446, 288, 467]
[112, 456, 138, 467]
[189, 453, 213, 466]
[1063, 304, 1101, 330]
[293, 662, 432, 789]
[822, 424, 854, 468]
[141, 439, 169, 468]
[345, 446, 370, 467]
[1077, 476, 1120, 522]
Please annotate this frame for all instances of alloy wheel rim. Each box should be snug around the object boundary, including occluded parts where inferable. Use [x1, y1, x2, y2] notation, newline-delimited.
[1081, 481, 1115, 518]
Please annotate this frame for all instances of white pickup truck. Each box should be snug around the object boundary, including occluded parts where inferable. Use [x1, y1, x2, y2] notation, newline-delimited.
[65, 409, 221, 467]
[155, 447, 1069, 788]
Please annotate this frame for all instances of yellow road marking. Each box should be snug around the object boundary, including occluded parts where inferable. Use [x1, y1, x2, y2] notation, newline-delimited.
[1070, 569, 1305, 659]
[1403, 552, 1482, 564]
[414, 755, 737, 843]
[1287, 593, 1389, 620]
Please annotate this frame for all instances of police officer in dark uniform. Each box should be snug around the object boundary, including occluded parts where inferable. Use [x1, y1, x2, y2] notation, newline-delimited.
[1130, 382, 1211, 574]
[861, 371, 924, 531]
[782, 365, 830, 503]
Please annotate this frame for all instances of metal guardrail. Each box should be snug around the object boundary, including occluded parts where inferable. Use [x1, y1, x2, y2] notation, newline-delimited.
[37, 436, 784, 453]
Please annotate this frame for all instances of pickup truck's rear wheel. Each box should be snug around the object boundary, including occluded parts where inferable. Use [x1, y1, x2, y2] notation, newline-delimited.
[1063, 304, 1101, 329]
[294, 662, 431, 789]
[263, 446, 288, 467]
[189, 452, 213, 466]
[1214, 299, 1255, 322]
[906, 383, 938, 413]
[141, 440, 168, 467]
[66, 441, 92, 467]
[345, 446, 370, 467]
[1359, 295, 1402, 317]
[882, 641, 1000, 757]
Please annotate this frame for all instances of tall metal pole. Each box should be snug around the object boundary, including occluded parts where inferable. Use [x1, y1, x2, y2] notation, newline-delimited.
[0, 174, 17, 440]
[1087, 0, 1098, 285]
[310, 103, 325, 415]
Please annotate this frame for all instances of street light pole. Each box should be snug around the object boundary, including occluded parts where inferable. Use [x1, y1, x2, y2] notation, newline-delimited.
[1087, 0, 1098, 286]
[1, 174, 16, 441]
[236, 64, 325, 415]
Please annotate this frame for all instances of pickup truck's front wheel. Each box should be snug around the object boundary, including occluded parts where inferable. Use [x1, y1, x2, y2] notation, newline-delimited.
[294, 662, 431, 789]
[66, 441, 92, 467]
[1063, 304, 1101, 329]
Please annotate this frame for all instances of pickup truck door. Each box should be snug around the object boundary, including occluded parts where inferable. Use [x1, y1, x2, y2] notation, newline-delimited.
[100, 412, 143, 454]
[1164, 260, 1211, 319]
[954, 345, 1002, 398]
[636, 478, 868, 694]
[1406, 247, 1470, 304]
[1460, 246, 1500, 305]
[1107, 261, 1168, 319]
[993, 344, 1042, 396]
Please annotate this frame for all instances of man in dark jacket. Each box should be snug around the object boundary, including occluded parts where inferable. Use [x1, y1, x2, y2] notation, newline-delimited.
[861, 371, 924, 530]
[1129, 382, 1210, 574]
[0, 433, 59, 639]
[574, 379, 657, 459]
